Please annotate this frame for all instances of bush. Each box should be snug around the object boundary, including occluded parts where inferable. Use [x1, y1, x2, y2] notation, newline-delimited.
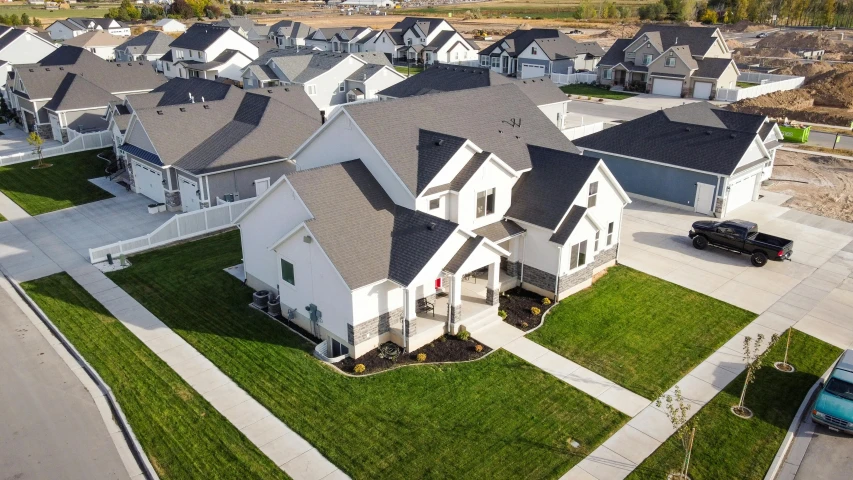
[498, 310, 508, 319]
[475, 344, 484, 353]
[531, 306, 541, 315]
[521, 322, 529, 328]
[542, 297, 552, 305]
[416, 353, 427, 362]
[457, 327, 471, 341]
[353, 364, 366, 374]
[638, 2, 667, 20]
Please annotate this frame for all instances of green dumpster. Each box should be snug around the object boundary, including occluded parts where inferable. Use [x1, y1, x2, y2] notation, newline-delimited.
[778, 125, 811, 143]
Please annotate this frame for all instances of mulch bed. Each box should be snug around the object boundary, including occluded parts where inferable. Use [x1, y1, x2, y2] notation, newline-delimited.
[499, 287, 550, 332]
[335, 335, 492, 374]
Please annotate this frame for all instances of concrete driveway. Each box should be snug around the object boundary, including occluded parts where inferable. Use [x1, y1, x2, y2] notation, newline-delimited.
[619, 196, 853, 349]
[606, 94, 712, 111]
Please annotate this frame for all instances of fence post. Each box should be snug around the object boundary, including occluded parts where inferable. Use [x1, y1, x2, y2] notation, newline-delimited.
[176, 216, 181, 237]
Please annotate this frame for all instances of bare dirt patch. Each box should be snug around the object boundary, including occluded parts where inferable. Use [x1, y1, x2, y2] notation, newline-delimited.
[764, 150, 853, 222]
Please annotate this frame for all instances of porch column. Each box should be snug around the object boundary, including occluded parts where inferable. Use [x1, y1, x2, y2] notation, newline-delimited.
[448, 273, 462, 325]
[486, 260, 500, 306]
[404, 287, 417, 349]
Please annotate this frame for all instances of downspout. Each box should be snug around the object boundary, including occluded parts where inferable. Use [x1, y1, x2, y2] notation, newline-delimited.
[403, 287, 410, 352]
[519, 233, 526, 287]
[553, 245, 563, 302]
[616, 205, 626, 264]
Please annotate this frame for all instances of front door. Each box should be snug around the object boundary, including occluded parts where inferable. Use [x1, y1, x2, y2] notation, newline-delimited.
[694, 182, 715, 215]
[501, 56, 508, 73]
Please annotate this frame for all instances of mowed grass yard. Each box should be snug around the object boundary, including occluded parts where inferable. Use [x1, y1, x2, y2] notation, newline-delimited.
[559, 84, 637, 100]
[0, 151, 113, 216]
[21, 273, 289, 480]
[629, 330, 841, 480]
[108, 231, 629, 479]
[528, 266, 757, 399]
[395, 65, 424, 75]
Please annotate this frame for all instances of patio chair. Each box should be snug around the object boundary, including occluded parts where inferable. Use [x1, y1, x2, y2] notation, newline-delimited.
[416, 297, 435, 317]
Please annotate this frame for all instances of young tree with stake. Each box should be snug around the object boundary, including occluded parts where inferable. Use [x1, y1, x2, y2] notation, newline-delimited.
[733, 333, 779, 418]
[657, 386, 697, 480]
[27, 131, 51, 169]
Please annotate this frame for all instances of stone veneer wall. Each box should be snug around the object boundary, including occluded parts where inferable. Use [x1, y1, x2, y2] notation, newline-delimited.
[521, 263, 557, 293]
[714, 197, 724, 216]
[505, 261, 521, 279]
[486, 287, 498, 305]
[449, 304, 462, 324]
[36, 124, 53, 140]
[165, 190, 181, 209]
[522, 245, 619, 295]
[348, 307, 403, 345]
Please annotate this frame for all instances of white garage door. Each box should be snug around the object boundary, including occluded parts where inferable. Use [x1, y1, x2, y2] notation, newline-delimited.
[132, 160, 165, 204]
[179, 176, 200, 212]
[727, 173, 758, 213]
[651, 78, 683, 97]
[692, 81, 713, 99]
[521, 63, 546, 79]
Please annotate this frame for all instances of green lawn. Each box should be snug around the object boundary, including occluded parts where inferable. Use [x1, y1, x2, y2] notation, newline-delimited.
[0, 5, 112, 20]
[737, 82, 759, 88]
[528, 266, 757, 399]
[395, 65, 424, 76]
[0, 213, 5, 222]
[559, 84, 638, 100]
[21, 273, 289, 480]
[107, 231, 629, 479]
[0, 150, 113, 216]
[629, 330, 841, 480]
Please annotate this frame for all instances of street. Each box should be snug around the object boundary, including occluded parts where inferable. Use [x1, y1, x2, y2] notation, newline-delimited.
[0, 283, 129, 480]
[806, 130, 853, 151]
[791, 421, 853, 480]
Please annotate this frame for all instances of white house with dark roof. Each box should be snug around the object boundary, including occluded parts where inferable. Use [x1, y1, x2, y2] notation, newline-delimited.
[596, 25, 738, 99]
[267, 20, 315, 48]
[235, 84, 629, 359]
[304, 26, 376, 53]
[46, 18, 130, 41]
[216, 17, 270, 41]
[115, 30, 173, 70]
[0, 26, 58, 96]
[479, 29, 605, 78]
[154, 19, 186, 34]
[162, 23, 259, 81]
[63, 31, 124, 60]
[367, 17, 478, 65]
[575, 102, 782, 216]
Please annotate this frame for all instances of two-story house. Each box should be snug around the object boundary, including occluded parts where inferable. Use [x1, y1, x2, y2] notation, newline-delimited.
[479, 29, 604, 78]
[241, 49, 404, 115]
[116, 77, 320, 212]
[304, 26, 376, 53]
[216, 17, 270, 41]
[596, 25, 739, 99]
[46, 18, 130, 41]
[115, 30, 173, 71]
[63, 31, 124, 61]
[235, 83, 630, 359]
[161, 24, 259, 82]
[0, 26, 58, 94]
[8, 46, 164, 142]
[368, 17, 478, 65]
[267, 20, 315, 48]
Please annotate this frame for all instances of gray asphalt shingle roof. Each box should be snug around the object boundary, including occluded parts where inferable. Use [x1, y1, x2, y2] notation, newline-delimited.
[169, 24, 232, 51]
[43, 73, 120, 111]
[549, 205, 587, 244]
[472, 219, 525, 243]
[0, 27, 25, 52]
[116, 30, 173, 56]
[695, 57, 736, 79]
[263, 50, 389, 83]
[480, 29, 604, 59]
[634, 24, 721, 57]
[443, 236, 485, 274]
[598, 38, 632, 66]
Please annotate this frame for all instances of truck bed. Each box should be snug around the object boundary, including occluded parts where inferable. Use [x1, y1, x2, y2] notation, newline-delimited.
[749, 232, 792, 248]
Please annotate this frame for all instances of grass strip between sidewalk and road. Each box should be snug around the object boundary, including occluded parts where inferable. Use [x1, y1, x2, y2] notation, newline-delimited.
[628, 330, 841, 480]
[21, 272, 290, 480]
[528, 266, 757, 399]
[0, 150, 113, 216]
[107, 230, 630, 479]
[559, 84, 637, 100]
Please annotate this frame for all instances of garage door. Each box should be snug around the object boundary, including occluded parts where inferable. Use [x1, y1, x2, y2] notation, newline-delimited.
[179, 176, 200, 212]
[521, 63, 546, 79]
[651, 78, 683, 97]
[727, 173, 758, 213]
[132, 160, 165, 204]
[692, 81, 713, 99]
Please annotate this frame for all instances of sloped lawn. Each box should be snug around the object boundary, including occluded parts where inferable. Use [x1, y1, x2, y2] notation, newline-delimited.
[107, 231, 629, 479]
[559, 84, 637, 100]
[22, 273, 289, 480]
[528, 266, 756, 399]
[0, 150, 113, 215]
[629, 330, 840, 480]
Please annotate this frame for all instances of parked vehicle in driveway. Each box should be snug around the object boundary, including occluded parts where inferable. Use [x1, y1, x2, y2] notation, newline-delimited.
[812, 349, 853, 434]
[688, 219, 794, 267]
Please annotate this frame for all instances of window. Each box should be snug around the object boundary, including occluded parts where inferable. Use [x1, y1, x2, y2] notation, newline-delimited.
[281, 259, 295, 286]
[165, 63, 170, 72]
[594, 231, 600, 251]
[570, 240, 587, 270]
[382, 36, 385, 43]
[476, 188, 495, 218]
[587, 182, 598, 208]
[607, 222, 614, 246]
[604, 69, 612, 80]
[175, 50, 184, 59]
[330, 338, 349, 357]
[531, 46, 538, 55]
[429, 198, 440, 210]
[481, 56, 488, 66]
[306, 84, 317, 95]
[665, 55, 676, 67]
[407, 38, 412, 46]
[643, 54, 652, 65]
[338, 82, 345, 92]
[491, 56, 500, 68]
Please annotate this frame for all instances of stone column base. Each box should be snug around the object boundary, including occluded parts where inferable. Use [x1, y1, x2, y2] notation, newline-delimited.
[449, 304, 462, 324]
[485, 287, 499, 306]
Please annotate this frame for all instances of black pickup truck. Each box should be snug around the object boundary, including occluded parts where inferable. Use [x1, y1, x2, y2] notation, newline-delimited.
[688, 220, 794, 267]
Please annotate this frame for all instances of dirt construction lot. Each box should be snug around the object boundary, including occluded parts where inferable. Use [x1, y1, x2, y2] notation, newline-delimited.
[765, 150, 853, 223]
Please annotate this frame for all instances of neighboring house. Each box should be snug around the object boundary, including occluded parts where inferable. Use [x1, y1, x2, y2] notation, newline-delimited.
[267, 20, 315, 48]
[46, 18, 130, 40]
[235, 83, 630, 359]
[115, 30, 173, 71]
[162, 24, 259, 81]
[216, 16, 270, 41]
[63, 31, 124, 60]
[241, 49, 402, 114]
[479, 28, 604, 78]
[7, 46, 164, 142]
[154, 19, 186, 34]
[0, 26, 58, 95]
[596, 25, 738, 99]
[304, 26, 375, 53]
[116, 77, 320, 212]
[378, 63, 571, 130]
[574, 102, 783, 217]
[367, 17, 478, 65]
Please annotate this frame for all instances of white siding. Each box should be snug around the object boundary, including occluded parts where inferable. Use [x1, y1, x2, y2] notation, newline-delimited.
[456, 159, 517, 230]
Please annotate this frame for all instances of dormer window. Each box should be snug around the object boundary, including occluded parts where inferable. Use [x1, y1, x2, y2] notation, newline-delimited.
[588, 182, 598, 208]
[476, 188, 495, 218]
[665, 56, 676, 67]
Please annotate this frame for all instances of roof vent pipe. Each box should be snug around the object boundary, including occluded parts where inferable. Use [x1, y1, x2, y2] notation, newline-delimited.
[675, 37, 679, 44]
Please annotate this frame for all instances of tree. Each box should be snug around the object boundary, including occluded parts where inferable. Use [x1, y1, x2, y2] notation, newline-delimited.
[734, 0, 751, 21]
[733, 333, 779, 418]
[617, 5, 632, 17]
[20, 13, 30, 26]
[27, 131, 51, 169]
[776, 328, 795, 372]
[169, 0, 196, 19]
[9, 14, 20, 26]
[33, 18, 43, 28]
[700, 7, 719, 22]
[657, 387, 698, 480]
[638, 2, 669, 19]
[823, 0, 837, 25]
[230, 3, 246, 15]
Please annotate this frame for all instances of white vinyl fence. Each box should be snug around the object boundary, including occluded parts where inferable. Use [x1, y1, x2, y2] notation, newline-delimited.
[549, 72, 597, 85]
[716, 73, 805, 102]
[88, 198, 254, 263]
[0, 130, 112, 166]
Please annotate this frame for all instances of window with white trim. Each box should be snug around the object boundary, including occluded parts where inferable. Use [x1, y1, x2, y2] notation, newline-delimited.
[281, 259, 295, 286]
[643, 54, 652, 65]
[604, 69, 612, 80]
[665, 54, 676, 67]
[594, 231, 600, 251]
[339, 82, 345, 92]
[175, 50, 184, 59]
[476, 188, 495, 218]
[570, 240, 587, 270]
[306, 84, 317, 95]
[406, 38, 412, 46]
[491, 56, 500, 68]
[607, 222, 614, 246]
[588, 181, 598, 208]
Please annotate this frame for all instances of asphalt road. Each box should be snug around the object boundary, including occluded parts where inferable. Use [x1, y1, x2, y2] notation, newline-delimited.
[0, 285, 129, 480]
[807, 130, 853, 151]
[794, 423, 853, 480]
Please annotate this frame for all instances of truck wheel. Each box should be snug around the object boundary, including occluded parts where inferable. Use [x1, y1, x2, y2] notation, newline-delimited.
[751, 252, 768, 267]
[692, 236, 708, 250]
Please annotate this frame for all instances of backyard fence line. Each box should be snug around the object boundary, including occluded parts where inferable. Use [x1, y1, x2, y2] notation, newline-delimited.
[716, 73, 805, 102]
[549, 72, 597, 85]
[0, 130, 113, 166]
[88, 198, 254, 263]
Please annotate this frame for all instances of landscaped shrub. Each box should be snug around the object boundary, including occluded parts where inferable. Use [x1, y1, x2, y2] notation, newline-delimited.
[475, 344, 484, 353]
[457, 327, 471, 341]
[542, 298, 552, 305]
[353, 364, 366, 374]
[416, 353, 427, 362]
[498, 310, 508, 319]
[531, 306, 541, 315]
[521, 322, 529, 328]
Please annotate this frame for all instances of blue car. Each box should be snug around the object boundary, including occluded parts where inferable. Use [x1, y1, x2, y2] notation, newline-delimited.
[812, 349, 853, 433]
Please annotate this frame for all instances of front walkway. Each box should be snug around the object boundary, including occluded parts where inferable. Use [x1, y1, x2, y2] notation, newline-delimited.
[0, 122, 61, 158]
[0, 189, 348, 480]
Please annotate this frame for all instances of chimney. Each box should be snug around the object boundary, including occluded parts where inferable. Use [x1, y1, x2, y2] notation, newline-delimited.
[201, 96, 205, 102]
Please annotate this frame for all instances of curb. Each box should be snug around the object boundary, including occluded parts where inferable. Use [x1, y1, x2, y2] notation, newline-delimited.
[4, 273, 159, 480]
